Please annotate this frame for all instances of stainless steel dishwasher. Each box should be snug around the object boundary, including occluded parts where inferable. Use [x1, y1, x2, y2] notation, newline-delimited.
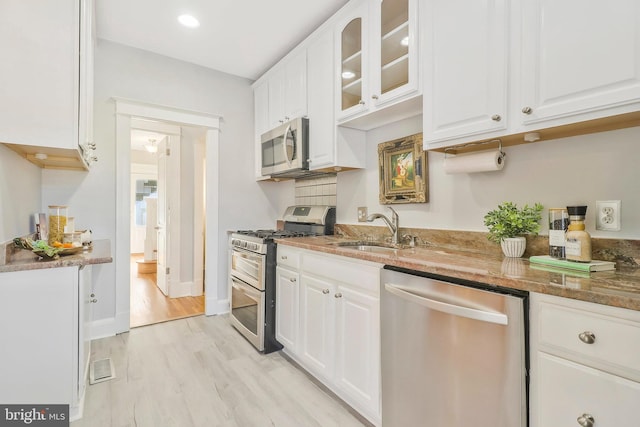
[381, 266, 528, 427]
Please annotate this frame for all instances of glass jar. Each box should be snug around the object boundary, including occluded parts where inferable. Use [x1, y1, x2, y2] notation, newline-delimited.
[48, 205, 68, 245]
[548, 208, 569, 258]
[63, 231, 82, 248]
[565, 206, 591, 262]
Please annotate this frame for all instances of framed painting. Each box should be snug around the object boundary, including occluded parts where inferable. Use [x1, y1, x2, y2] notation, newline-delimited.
[378, 133, 428, 204]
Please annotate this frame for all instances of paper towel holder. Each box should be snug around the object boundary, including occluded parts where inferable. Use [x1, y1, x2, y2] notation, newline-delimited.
[444, 138, 505, 159]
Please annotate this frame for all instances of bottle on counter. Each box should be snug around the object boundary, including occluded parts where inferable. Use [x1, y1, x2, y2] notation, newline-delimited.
[548, 208, 569, 258]
[565, 206, 591, 262]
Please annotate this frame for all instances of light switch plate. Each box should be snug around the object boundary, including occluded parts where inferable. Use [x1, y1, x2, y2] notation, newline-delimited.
[357, 207, 368, 222]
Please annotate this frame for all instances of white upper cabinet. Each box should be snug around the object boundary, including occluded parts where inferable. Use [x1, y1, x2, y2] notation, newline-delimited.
[267, 50, 307, 129]
[518, 0, 640, 128]
[307, 26, 367, 172]
[423, 0, 508, 145]
[0, 0, 95, 170]
[337, 0, 421, 129]
[424, 0, 640, 150]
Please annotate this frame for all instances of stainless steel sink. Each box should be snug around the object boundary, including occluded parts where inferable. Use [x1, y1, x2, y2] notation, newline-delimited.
[332, 241, 408, 253]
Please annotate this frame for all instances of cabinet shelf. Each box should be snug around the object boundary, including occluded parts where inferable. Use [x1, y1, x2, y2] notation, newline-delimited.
[342, 78, 363, 96]
[381, 55, 409, 94]
[381, 22, 409, 66]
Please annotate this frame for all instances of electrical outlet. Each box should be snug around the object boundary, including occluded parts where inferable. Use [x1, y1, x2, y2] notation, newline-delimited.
[595, 200, 621, 231]
[357, 207, 368, 222]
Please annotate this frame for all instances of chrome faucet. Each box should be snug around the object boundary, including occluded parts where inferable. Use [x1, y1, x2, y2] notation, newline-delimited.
[367, 207, 399, 245]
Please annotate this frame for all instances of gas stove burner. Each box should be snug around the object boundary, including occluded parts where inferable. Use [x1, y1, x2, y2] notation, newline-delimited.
[234, 229, 317, 239]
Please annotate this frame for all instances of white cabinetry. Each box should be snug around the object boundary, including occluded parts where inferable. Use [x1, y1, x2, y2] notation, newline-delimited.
[530, 293, 640, 427]
[276, 246, 382, 426]
[275, 246, 300, 352]
[423, 0, 508, 145]
[307, 25, 367, 172]
[0, 0, 95, 170]
[268, 50, 307, 129]
[519, 0, 640, 129]
[424, 0, 640, 150]
[0, 265, 93, 421]
[337, 0, 421, 129]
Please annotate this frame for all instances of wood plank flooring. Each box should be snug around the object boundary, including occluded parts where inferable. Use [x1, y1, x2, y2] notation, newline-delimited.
[71, 315, 370, 427]
[130, 254, 204, 328]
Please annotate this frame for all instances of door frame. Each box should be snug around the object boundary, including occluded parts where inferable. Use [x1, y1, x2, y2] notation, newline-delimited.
[114, 98, 222, 334]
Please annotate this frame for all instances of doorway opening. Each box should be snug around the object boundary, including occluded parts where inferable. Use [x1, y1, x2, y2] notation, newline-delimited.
[128, 122, 205, 328]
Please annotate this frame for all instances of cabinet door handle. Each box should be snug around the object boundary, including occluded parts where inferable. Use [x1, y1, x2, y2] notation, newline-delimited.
[578, 331, 596, 344]
[281, 255, 287, 260]
[522, 106, 533, 115]
[358, 100, 365, 105]
[371, 94, 379, 100]
[90, 293, 95, 297]
[289, 277, 296, 283]
[322, 289, 330, 294]
[577, 414, 594, 427]
[90, 298, 98, 303]
[334, 292, 343, 298]
[491, 114, 502, 122]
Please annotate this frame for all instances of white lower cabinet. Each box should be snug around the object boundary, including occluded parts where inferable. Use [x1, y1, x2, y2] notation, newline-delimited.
[275, 265, 300, 352]
[0, 265, 92, 421]
[276, 246, 382, 426]
[530, 292, 640, 427]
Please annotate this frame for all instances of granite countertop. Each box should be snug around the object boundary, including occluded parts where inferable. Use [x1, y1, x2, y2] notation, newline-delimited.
[275, 235, 640, 312]
[0, 239, 113, 273]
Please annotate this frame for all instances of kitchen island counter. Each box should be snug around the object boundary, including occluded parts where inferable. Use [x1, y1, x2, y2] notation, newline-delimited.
[0, 239, 113, 273]
[275, 235, 640, 312]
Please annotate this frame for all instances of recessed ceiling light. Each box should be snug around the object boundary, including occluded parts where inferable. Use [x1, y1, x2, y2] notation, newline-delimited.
[178, 14, 200, 28]
[342, 71, 356, 79]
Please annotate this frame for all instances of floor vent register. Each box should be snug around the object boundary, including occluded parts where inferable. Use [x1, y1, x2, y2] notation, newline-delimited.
[89, 358, 116, 384]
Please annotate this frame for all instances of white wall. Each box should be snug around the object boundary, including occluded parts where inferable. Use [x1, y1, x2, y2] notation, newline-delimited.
[338, 115, 640, 240]
[41, 40, 293, 327]
[0, 145, 41, 242]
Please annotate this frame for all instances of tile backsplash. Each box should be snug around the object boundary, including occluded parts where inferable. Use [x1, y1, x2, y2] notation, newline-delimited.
[295, 174, 337, 206]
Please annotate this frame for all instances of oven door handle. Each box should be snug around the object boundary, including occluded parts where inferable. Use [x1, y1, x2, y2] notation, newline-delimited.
[231, 276, 262, 300]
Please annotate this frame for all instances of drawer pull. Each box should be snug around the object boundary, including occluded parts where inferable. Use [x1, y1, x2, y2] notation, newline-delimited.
[577, 414, 594, 427]
[322, 289, 330, 294]
[579, 331, 596, 344]
[335, 292, 343, 299]
[289, 277, 296, 283]
[281, 255, 288, 260]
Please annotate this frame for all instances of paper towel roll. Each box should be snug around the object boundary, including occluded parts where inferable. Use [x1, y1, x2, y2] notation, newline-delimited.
[443, 149, 505, 174]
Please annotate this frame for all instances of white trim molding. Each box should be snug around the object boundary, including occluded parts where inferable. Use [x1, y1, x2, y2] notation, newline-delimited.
[114, 98, 222, 334]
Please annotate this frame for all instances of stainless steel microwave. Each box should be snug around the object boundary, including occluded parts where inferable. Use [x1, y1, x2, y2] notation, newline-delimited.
[261, 117, 309, 177]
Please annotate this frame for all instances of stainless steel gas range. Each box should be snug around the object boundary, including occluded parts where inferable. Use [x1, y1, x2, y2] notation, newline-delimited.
[228, 205, 336, 353]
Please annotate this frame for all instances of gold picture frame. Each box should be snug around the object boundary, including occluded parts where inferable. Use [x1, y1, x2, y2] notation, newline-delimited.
[378, 133, 428, 204]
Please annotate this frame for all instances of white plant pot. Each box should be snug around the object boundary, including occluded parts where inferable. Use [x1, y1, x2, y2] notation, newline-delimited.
[500, 237, 527, 258]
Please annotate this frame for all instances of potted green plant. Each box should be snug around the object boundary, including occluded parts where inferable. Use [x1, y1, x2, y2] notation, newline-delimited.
[484, 201, 544, 257]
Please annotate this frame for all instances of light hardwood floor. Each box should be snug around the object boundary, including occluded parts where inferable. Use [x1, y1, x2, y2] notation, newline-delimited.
[71, 315, 370, 427]
[130, 254, 204, 328]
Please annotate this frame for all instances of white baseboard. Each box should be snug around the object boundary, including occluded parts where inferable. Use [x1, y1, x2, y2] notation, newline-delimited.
[170, 280, 193, 298]
[206, 297, 229, 316]
[192, 278, 204, 296]
[90, 317, 118, 340]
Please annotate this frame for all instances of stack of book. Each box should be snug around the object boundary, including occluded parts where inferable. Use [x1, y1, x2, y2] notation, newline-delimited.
[529, 255, 616, 274]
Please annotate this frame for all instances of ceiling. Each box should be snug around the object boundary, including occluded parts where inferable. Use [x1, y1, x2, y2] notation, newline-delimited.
[95, 0, 351, 81]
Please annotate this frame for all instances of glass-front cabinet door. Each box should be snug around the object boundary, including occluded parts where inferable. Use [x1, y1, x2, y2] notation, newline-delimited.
[338, 1, 369, 119]
[373, 0, 419, 106]
[336, 0, 419, 122]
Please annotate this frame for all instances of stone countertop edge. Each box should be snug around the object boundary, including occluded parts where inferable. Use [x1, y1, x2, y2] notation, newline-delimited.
[0, 239, 113, 273]
[275, 235, 640, 312]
